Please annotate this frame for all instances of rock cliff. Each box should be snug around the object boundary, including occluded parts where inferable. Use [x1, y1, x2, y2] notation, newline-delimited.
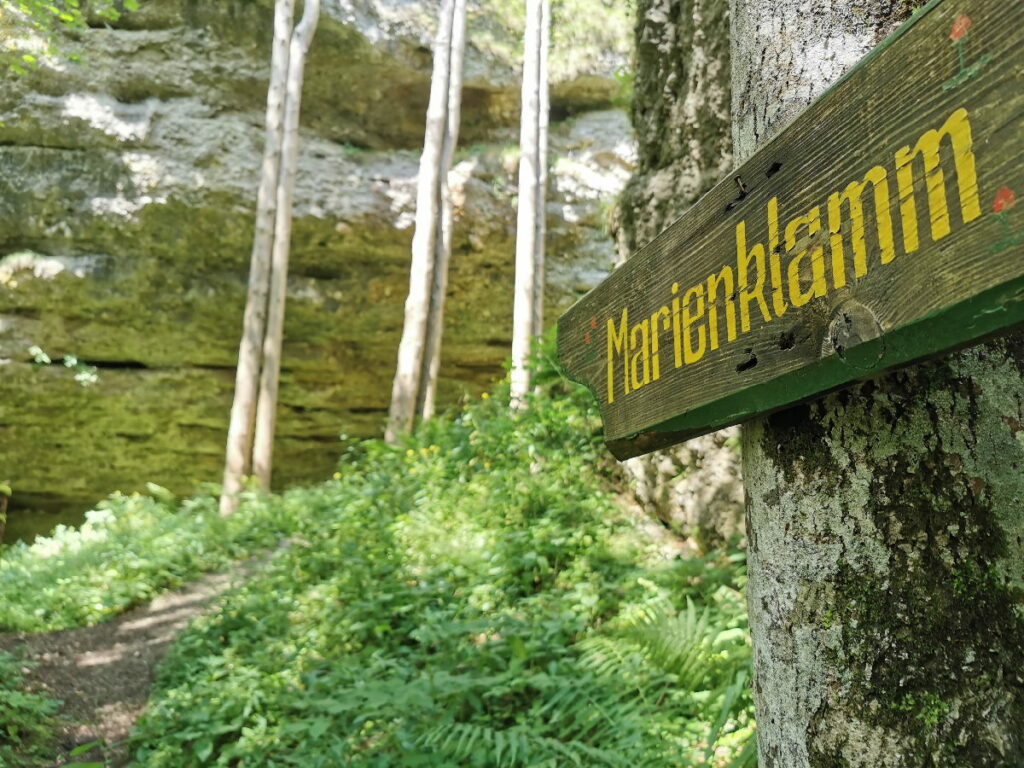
[0, 0, 635, 524]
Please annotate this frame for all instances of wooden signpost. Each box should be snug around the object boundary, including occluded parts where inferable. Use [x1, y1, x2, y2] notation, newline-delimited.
[558, 0, 1023, 460]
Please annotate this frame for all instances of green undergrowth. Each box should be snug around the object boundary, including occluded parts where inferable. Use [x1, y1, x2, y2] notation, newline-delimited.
[129, 359, 755, 766]
[0, 651, 61, 767]
[0, 488, 288, 632]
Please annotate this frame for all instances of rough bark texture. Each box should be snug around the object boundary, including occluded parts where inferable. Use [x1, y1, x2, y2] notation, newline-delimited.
[731, 1, 1024, 765]
[616, 0, 731, 256]
[615, 0, 741, 546]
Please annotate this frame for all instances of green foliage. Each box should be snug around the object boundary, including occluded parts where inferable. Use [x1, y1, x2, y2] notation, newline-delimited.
[28, 345, 98, 387]
[578, 592, 756, 767]
[1, 0, 139, 75]
[0, 489, 290, 632]
[894, 691, 950, 729]
[0, 651, 61, 767]
[129, 358, 754, 766]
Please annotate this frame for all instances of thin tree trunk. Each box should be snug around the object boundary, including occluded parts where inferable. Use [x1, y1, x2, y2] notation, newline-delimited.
[530, 0, 550, 342]
[251, 0, 320, 491]
[219, 0, 294, 516]
[732, 1, 1024, 765]
[510, 0, 546, 406]
[0, 494, 7, 556]
[385, 0, 457, 443]
[419, 0, 467, 422]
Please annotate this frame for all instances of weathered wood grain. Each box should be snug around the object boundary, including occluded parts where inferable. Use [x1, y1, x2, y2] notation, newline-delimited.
[557, 0, 1024, 460]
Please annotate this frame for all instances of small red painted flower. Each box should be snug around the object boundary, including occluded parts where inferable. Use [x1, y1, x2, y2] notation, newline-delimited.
[993, 186, 1016, 213]
[589, 316, 598, 330]
[584, 331, 592, 344]
[950, 14, 972, 41]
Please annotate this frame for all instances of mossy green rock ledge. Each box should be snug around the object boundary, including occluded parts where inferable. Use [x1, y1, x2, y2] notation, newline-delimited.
[0, 0, 635, 519]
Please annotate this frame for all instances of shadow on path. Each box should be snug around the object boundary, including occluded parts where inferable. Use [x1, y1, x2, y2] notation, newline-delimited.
[0, 560, 262, 767]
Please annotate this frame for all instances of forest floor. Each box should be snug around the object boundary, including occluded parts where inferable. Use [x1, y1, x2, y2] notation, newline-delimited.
[0, 559, 261, 767]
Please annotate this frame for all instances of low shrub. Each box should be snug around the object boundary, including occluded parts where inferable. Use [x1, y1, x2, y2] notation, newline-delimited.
[0, 489, 288, 632]
[130, 360, 755, 766]
[0, 651, 61, 767]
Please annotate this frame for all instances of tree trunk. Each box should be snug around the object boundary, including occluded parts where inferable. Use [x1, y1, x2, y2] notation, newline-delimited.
[251, 0, 320, 491]
[419, 0, 467, 423]
[530, 0, 550, 342]
[731, 2, 1024, 765]
[615, 0, 731, 256]
[0, 494, 7, 555]
[510, 0, 549, 405]
[219, 0, 294, 516]
[386, 0, 457, 442]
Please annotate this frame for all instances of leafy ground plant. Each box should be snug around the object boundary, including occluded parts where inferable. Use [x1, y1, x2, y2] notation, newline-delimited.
[129, 358, 755, 767]
[0, 488, 290, 632]
[0, 650, 61, 767]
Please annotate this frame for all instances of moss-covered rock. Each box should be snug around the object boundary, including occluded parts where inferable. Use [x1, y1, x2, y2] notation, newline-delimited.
[0, 0, 635, 524]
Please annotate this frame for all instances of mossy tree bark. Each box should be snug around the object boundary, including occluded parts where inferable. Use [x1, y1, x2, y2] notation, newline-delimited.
[730, 1, 1024, 765]
[616, 0, 731, 257]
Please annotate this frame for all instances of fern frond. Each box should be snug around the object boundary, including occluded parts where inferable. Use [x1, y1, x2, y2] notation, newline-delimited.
[419, 720, 636, 767]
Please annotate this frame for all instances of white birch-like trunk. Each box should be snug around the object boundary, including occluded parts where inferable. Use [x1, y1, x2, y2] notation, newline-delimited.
[530, 0, 550, 342]
[732, 2, 1024, 765]
[419, 0, 467, 422]
[385, 0, 456, 443]
[251, 0, 320, 491]
[218, 0, 295, 517]
[510, 0, 547, 406]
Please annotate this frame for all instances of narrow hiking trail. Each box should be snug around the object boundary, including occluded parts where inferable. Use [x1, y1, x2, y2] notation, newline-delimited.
[0, 565, 253, 767]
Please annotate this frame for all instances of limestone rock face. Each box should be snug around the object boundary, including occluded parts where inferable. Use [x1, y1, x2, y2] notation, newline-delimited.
[0, 0, 635, 517]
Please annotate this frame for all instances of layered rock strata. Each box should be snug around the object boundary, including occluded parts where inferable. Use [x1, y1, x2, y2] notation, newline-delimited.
[0, 0, 635, 519]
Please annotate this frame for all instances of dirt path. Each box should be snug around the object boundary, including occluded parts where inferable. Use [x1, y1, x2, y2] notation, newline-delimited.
[0, 564, 255, 767]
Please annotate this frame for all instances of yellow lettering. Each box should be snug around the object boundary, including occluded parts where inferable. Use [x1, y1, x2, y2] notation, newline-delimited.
[767, 197, 788, 318]
[786, 206, 827, 307]
[606, 309, 629, 404]
[630, 320, 651, 390]
[671, 283, 683, 368]
[682, 285, 707, 364]
[706, 265, 737, 350]
[736, 221, 772, 332]
[616, 107, 984, 377]
[650, 306, 669, 381]
[828, 165, 896, 289]
[895, 107, 981, 253]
